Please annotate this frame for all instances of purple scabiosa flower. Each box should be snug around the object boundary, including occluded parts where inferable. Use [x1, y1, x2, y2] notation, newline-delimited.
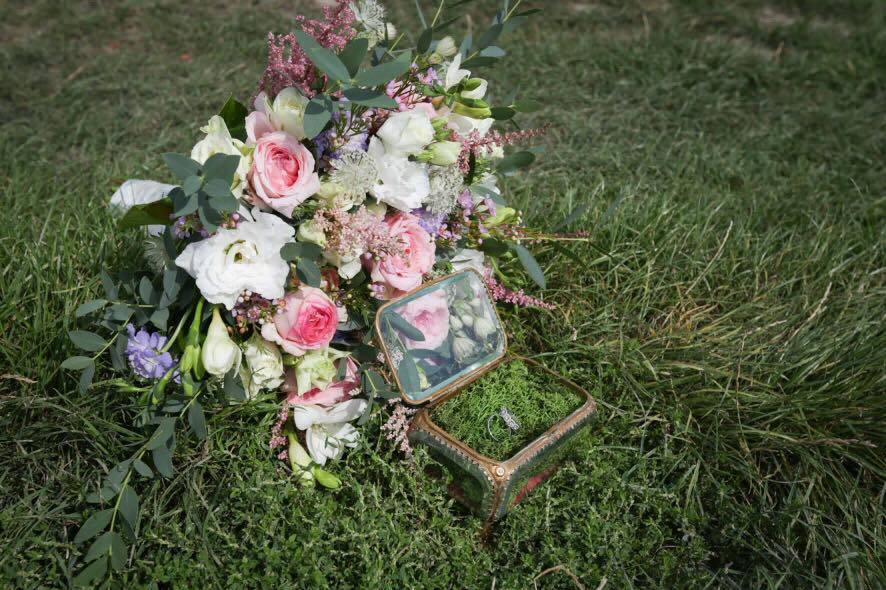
[411, 207, 447, 235]
[125, 324, 178, 380]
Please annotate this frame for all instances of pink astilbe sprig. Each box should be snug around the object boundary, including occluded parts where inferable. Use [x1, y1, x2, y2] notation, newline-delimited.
[381, 400, 418, 458]
[256, 0, 356, 100]
[456, 125, 550, 174]
[312, 206, 404, 261]
[483, 267, 556, 310]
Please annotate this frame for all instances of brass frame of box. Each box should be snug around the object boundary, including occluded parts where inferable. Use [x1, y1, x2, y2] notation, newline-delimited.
[374, 271, 597, 530]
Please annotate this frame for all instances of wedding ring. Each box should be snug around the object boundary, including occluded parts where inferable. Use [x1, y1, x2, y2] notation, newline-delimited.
[487, 406, 520, 440]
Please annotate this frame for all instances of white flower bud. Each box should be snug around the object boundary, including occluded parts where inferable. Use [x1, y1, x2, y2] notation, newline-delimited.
[435, 36, 458, 58]
[452, 336, 476, 363]
[472, 316, 495, 339]
[201, 307, 242, 376]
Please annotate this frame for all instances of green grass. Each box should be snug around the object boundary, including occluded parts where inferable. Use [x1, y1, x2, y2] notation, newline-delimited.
[1, 0, 884, 587]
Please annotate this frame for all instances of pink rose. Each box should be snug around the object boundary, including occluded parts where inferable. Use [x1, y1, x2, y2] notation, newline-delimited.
[250, 131, 320, 218]
[261, 286, 338, 355]
[399, 290, 450, 350]
[369, 212, 436, 299]
[282, 357, 359, 407]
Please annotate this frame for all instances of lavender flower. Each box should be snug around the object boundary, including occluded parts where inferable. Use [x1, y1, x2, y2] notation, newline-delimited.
[411, 207, 447, 235]
[125, 324, 178, 380]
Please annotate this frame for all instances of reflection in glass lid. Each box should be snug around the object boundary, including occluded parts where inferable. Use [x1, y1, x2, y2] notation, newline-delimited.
[376, 271, 506, 404]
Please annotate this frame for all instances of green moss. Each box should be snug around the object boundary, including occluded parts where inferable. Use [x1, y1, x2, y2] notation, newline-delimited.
[430, 359, 585, 461]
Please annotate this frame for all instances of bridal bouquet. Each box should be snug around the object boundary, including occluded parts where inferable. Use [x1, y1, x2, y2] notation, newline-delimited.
[64, 1, 552, 583]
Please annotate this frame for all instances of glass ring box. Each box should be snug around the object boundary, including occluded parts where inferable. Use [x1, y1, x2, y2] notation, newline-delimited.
[375, 270, 596, 529]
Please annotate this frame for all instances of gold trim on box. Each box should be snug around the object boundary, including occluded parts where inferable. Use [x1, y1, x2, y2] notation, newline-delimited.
[374, 269, 509, 407]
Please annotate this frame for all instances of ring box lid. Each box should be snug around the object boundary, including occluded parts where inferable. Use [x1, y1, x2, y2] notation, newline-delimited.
[375, 270, 507, 406]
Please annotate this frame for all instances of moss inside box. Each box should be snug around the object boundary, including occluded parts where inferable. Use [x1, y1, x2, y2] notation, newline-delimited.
[430, 359, 584, 461]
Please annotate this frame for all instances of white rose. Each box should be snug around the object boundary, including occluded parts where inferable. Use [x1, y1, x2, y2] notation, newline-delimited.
[377, 111, 435, 156]
[450, 248, 486, 274]
[201, 307, 242, 376]
[191, 115, 252, 199]
[444, 53, 471, 90]
[239, 331, 284, 398]
[367, 137, 430, 211]
[175, 209, 295, 309]
[271, 87, 309, 140]
[434, 36, 458, 58]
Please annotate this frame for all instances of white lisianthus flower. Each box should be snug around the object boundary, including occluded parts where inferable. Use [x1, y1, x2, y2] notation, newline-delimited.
[450, 248, 486, 274]
[444, 53, 471, 90]
[239, 331, 284, 398]
[202, 307, 242, 376]
[293, 348, 350, 395]
[367, 137, 430, 211]
[377, 111, 435, 156]
[461, 78, 488, 101]
[191, 115, 252, 199]
[447, 112, 495, 138]
[175, 209, 295, 309]
[434, 36, 458, 58]
[292, 399, 368, 465]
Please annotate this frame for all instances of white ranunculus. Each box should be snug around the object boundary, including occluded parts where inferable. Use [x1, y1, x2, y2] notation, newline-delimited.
[444, 53, 471, 90]
[292, 399, 368, 465]
[175, 209, 295, 309]
[191, 115, 252, 199]
[202, 307, 242, 376]
[450, 248, 486, 274]
[239, 331, 284, 398]
[367, 137, 430, 211]
[461, 78, 488, 101]
[377, 111, 435, 156]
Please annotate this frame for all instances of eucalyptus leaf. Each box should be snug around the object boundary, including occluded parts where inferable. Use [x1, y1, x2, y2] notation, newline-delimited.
[497, 150, 535, 173]
[188, 400, 207, 440]
[84, 532, 114, 563]
[203, 153, 241, 184]
[117, 199, 174, 230]
[397, 351, 421, 393]
[218, 95, 248, 141]
[477, 23, 503, 49]
[294, 30, 350, 82]
[417, 28, 433, 53]
[72, 555, 108, 587]
[151, 445, 174, 478]
[138, 276, 155, 305]
[342, 87, 398, 109]
[118, 487, 139, 529]
[108, 532, 127, 571]
[75, 299, 107, 317]
[162, 153, 201, 181]
[296, 258, 322, 287]
[386, 314, 425, 342]
[69, 330, 106, 352]
[490, 106, 516, 120]
[354, 57, 412, 87]
[132, 459, 154, 479]
[480, 45, 505, 57]
[513, 98, 541, 112]
[150, 308, 169, 330]
[172, 193, 198, 217]
[182, 175, 202, 196]
[303, 95, 333, 139]
[73, 509, 113, 544]
[339, 37, 369, 76]
[62, 356, 93, 370]
[511, 243, 547, 290]
[280, 242, 323, 261]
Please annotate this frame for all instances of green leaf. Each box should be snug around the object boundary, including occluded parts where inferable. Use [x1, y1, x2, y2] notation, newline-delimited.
[303, 95, 333, 139]
[218, 95, 248, 142]
[477, 23, 503, 49]
[497, 150, 536, 173]
[511, 243, 546, 289]
[182, 174, 202, 196]
[84, 531, 113, 563]
[339, 37, 369, 76]
[172, 192, 198, 217]
[151, 445, 174, 478]
[198, 201, 223, 233]
[132, 459, 154, 479]
[188, 400, 207, 440]
[118, 486, 139, 529]
[117, 199, 174, 230]
[461, 55, 499, 68]
[99, 269, 117, 300]
[109, 532, 127, 571]
[387, 314, 425, 341]
[490, 106, 516, 121]
[478, 238, 509, 257]
[72, 555, 108, 587]
[513, 98, 541, 112]
[312, 467, 342, 489]
[459, 33, 473, 56]
[163, 153, 201, 181]
[480, 45, 505, 57]
[294, 30, 350, 83]
[62, 356, 93, 370]
[397, 350, 421, 393]
[417, 28, 433, 53]
[203, 153, 241, 184]
[280, 242, 323, 261]
[342, 87, 398, 109]
[354, 55, 412, 87]
[150, 308, 169, 331]
[223, 370, 246, 402]
[74, 509, 112, 544]
[139, 276, 155, 305]
[69, 330, 106, 352]
[296, 258, 322, 287]
[146, 418, 175, 450]
[353, 344, 379, 363]
[75, 299, 107, 317]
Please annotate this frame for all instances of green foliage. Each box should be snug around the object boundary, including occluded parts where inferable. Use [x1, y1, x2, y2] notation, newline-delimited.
[431, 359, 584, 460]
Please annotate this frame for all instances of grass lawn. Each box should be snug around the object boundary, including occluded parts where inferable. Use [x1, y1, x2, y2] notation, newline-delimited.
[1, 0, 884, 587]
